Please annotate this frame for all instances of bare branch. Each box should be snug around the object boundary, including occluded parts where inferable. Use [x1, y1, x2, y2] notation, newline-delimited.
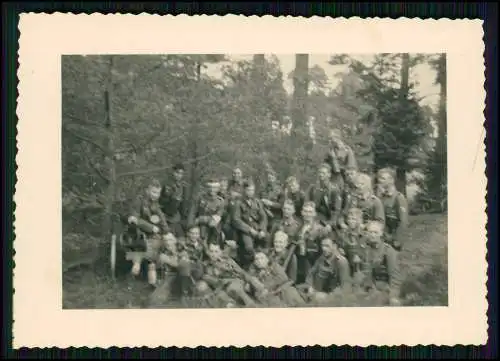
[63, 125, 107, 154]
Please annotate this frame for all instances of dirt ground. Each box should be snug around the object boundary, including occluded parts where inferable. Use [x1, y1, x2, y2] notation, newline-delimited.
[62, 213, 448, 309]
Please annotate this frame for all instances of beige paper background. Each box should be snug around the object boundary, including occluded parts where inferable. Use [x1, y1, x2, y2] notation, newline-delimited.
[14, 14, 487, 348]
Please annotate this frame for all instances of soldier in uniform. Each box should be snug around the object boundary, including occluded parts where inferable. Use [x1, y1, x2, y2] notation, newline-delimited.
[295, 201, 331, 284]
[376, 168, 409, 251]
[260, 167, 283, 226]
[324, 129, 358, 191]
[201, 242, 257, 307]
[303, 237, 351, 303]
[268, 199, 302, 248]
[281, 176, 306, 218]
[218, 177, 229, 200]
[306, 163, 343, 233]
[232, 179, 269, 269]
[127, 179, 169, 279]
[187, 179, 226, 247]
[268, 230, 299, 284]
[159, 163, 189, 237]
[341, 173, 385, 228]
[336, 207, 367, 277]
[176, 226, 206, 296]
[227, 167, 244, 200]
[247, 251, 306, 307]
[358, 221, 403, 306]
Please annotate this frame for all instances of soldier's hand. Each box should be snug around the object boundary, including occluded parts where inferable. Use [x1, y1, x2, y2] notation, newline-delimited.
[258, 231, 267, 239]
[225, 240, 237, 249]
[324, 224, 333, 234]
[389, 297, 401, 307]
[307, 286, 314, 294]
[340, 222, 348, 230]
[152, 226, 160, 234]
[128, 216, 138, 224]
[353, 255, 361, 264]
[330, 148, 337, 158]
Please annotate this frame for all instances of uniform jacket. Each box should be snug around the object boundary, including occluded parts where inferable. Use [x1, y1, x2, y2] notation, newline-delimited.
[306, 182, 343, 227]
[160, 181, 189, 223]
[232, 197, 268, 235]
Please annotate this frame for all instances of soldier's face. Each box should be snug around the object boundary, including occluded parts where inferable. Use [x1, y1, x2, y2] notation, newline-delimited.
[208, 244, 222, 260]
[195, 280, 210, 294]
[245, 185, 255, 198]
[288, 180, 299, 193]
[346, 214, 359, 229]
[377, 173, 392, 186]
[302, 206, 316, 221]
[273, 236, 288, 252]
[188, 227, 200, 241]
[318, 168, 330, 182]
[220, 180, 228, 192]
[254, 252, 268, 269]
[321, 239, 335, 256]
[174, 169, 184, 182]
[208, 183, 220, 196]
[267, 173, 276, 184]
[233, 168, 242, 181]
[367, 225, 383, 243]
[283, 203, 295, 218]
[345, 169, 357, 183]
[164, 235, 177, 252]
[148, 186, 162, 201]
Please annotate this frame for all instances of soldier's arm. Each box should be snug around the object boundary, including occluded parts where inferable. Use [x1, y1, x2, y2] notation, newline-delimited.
[287, 254, 298, 284]
[394, 194, 409, 242]
[373, 197, 386, 225]
[305, 258, 320, 286]
[179, 184, 190, 220]
[336, 255, 352, 290]
[345, 146, 358, 170]
[186, 198, 199, 229]
[258, 201, 269, 232]
[202, 272, 220, 288]
[231, 201, 255, 235]
[329, 188, 343, 227]
[385, 246, 403, 299]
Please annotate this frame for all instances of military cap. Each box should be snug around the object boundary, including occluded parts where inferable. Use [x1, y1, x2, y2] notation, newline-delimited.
[282, 198, 296, 208]
[346, 207, 363, 219]
[354, 173, 373, 190]
[274, 230, 289, 242]
[286, 176, 298, 185]
[319, 163, 332, 172]
[205, 178, 221, 186]
[149, 178, 162, 188]
[329, 128, 342, 140]
[303, 201, 316, 210]
[377, 167, 396, 179]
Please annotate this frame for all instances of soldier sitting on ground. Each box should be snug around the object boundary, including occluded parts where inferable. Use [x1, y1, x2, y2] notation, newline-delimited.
[246, 251, 306, 307]
[267, 230, 299, 284]
[376, 168, 409, 252]
[268, 199, 302, 249]
[358, 220, 403, 306]
[232, 178, 269, 269]
[176, 226, 206, 297]
[306, 163, 343, 234]
[295, 201, 331, 284]
[336, 207, 367, 278]
[187, 178, 226, 247]
[301, 237, 351, 304]
[280, 176, 306, 218]
[201, 242, 257, 307]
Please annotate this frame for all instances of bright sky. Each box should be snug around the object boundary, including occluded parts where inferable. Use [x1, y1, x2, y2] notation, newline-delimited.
[205, 54, 440, 111]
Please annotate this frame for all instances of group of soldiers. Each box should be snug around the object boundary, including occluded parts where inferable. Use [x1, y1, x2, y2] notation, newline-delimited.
[122, 129, 409, 308]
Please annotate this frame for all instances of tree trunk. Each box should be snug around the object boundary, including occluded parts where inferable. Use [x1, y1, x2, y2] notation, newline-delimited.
[291, 54, 309, 172]
[396, 53, 411, 196]
[395, 167, 406, 197]
[436, 53, 447, 198]
[103, 55, 117, 237]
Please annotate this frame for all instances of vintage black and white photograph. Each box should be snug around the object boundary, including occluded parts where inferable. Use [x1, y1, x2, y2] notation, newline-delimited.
[61, 53, 448, 310]
[15, 14, 487, 348]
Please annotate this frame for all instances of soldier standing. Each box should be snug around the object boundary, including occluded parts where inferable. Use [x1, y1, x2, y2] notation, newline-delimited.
[232, 179, 269, 269]
[187, 179, 226, 247]
[341, 173, 385, 228]
[306, 163, 343, 232]
[227, 167, 244, 200]
[358, 221, 403, 306]
[260, 167, 283, 226]
[376, 168, 409, 251]
[324, 129, 358, 191]
[160, 163, 189, 237]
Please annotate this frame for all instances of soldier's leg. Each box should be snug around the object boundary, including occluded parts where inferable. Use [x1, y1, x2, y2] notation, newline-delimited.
[177, 260, 194, 296]
[148, 274, 177, 308]
[225, 280, 257, 307]
[282, 287, 307, 307]
[238, 233, 256, 269]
